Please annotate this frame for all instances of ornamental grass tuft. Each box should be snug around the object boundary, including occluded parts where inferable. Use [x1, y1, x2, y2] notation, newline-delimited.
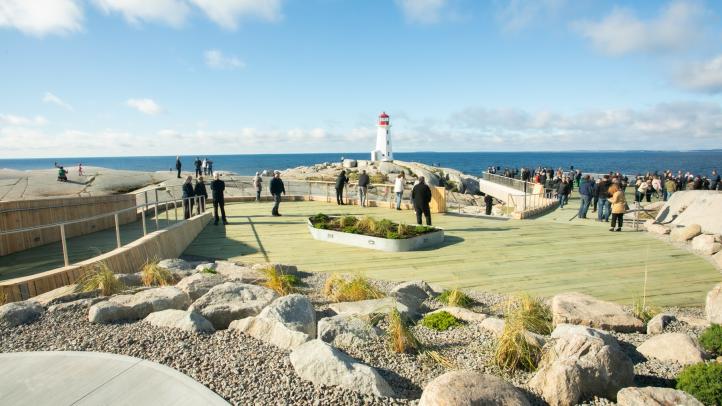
[438, 288, 473, 308]
[494, 293, 552, 372]
[262, 265, 300, 296]
[141, 259, 173, 287]
[75, 261, 126, 296]
[324, 274, 384, 302]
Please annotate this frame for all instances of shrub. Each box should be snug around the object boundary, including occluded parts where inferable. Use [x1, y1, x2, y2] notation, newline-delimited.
[700, 324, 722, 356]
[438, 288, 473, 308]
[415, 225, 434, 234]
[262, 265, 300, 296]
[386, 231, 400, 239]
[141, 260, 173, 287]
[493, 294, 551, 372]
[375, 219, 394, 236]
[356, 216, 378, 234]
[632, 297, 658, 323]
[342, 225, 359, 234]
[397, 222, 410, 238]
[309, 213, 330, 223]
[339, 216, 358, 228]
[676, 362, 722, 406]
[75, 261, 126, 296]
[388, 308, 421, 353]
[328, 274, 384, 302]
[421, 311, 461, 331]
[199, 267, 217, 274]
[314, 222, 329, 230]
[369, 173, 388, 184]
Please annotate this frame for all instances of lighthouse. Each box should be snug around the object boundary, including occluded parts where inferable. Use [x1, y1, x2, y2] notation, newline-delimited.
[371, 112, 393, 162]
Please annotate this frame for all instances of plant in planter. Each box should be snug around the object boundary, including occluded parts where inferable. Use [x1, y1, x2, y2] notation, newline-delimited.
[309, 214, 438, 239]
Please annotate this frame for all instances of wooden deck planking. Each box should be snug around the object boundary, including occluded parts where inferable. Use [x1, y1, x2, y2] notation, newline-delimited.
[183, 200, 721, 307]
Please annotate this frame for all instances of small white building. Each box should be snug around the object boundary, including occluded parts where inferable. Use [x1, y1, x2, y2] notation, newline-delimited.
[371, 111, 393, 162]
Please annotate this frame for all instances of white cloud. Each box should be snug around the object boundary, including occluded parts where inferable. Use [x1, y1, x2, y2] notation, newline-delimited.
[92, 0, 190, 27]
[394, 0, 448, 24]
[204, 49, 246, 70]
[0, 114, 47, 126]
[676, 55, 722, 94]
[574, 0, 707, 56]
[42, 92, 74, 111]
[495, 0, 567, 32]
[0, 0, 83, 36]
[189, 0, 283, 30]
[126, 98, 162, 115]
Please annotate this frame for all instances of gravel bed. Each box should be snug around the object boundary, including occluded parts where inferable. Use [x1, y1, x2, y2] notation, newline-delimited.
[0, 271, 711, 406]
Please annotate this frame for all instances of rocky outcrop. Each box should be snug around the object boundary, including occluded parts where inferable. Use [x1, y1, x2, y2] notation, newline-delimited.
[646, 313, 675, 335]
[144, 309, 215, 333]
[188, 282, 278, 330]
[636, 333, 705, 365]
[616, 386, 703, 406]
[551, 292, 644, 333]
[707, 283, 722, 324]
[88, 287, 190, 323]
[289, 339, 395, 397]
[390, 280, 435, 302]
[550, 324, 618, 348]
[229, 317, 310, 350]
[670, 224, 702, 242]
[419, 371, 530, 406]
[0, 300, 43, 327]
[175, 273, 226, 301]
[692, 234, 722, 255]
[529, 334, 634, 406]
[258, 294, 316, 337]
[317, 314, 381, 347]
[644, 220, 670, 235]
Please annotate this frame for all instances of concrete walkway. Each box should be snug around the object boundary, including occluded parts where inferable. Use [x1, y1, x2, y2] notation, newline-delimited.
[0, 351, 228, 406]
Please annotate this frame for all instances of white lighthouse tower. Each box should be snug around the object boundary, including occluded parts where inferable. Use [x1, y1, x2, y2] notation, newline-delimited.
[371, 112, 393, 162]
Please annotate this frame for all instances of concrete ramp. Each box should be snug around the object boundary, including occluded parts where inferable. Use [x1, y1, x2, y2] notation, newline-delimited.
[656, 190, 722, 235]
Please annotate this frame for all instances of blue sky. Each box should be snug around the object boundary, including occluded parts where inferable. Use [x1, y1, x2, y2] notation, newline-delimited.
[1, 0, 721, 158]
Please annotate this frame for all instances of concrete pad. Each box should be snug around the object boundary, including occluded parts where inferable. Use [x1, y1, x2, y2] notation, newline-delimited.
[0, 351, 228, 406]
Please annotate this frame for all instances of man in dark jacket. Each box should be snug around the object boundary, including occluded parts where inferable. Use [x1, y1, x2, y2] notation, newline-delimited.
[270, 170, 286, 216]
[578, 175, 593, 219]
[194, 157, 202, 178]
[597, 176, 611, 222]
[357, 170, 370, 207]
[484, 194, 493, 215]
[210, 172, 227, 225]
[175, 156, 182, 178]
[182, 176, 195, 219]
[335, 170, 348, 205]
[194, 176, 208, 214]
[411, 176, 432, 225]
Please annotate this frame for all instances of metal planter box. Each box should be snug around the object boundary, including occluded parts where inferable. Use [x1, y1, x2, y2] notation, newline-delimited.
[307, 220, 444, 252]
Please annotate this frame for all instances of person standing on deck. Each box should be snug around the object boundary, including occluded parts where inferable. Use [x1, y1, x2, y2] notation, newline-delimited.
[394, 173, 405, 210]
[557, 177, 568, 209]
[182, 176, 195, 219]
[609, 184, 626, 232]
[253, 172, 263, 201]
[194, 176, 208, 214]
[210, 172, 227, 225]
[358, 170, 370, 207]
[194, 157, 202, 178]
[206, 159, 213, 175]
[578, 175, 593, 219]
[201, 158, 207, 176]
[711, 170, 720, 191]
[411, 176, 432, 226]
[335, 170, 348, 205]
[597, 176, 611, 222]
[270, 170, 285, 216]
[484, 193, 493, 216]
[175, 156, 182, 179]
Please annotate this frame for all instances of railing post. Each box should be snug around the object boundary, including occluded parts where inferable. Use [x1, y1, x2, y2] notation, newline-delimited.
[144, 190, 148, 212]
[114, 213, 121, 248]
[141, 210, 147, 236]
[154, 203, 159, 230]
[59, 224, 69, 267]
[174, 201, 178, 220]
[154, 189, 159, 207]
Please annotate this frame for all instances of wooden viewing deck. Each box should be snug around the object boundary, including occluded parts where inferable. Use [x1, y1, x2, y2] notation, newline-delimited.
[184, 199, 720, 307]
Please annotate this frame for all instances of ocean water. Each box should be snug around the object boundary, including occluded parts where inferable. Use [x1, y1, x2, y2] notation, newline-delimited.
[1, 151, 721, 177]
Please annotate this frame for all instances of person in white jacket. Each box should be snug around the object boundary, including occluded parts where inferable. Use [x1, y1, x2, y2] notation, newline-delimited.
[393, 172, 405, 210]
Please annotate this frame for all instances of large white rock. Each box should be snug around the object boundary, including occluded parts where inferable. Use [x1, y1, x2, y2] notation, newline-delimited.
[258, 294, 316, 337]
[229, 316, 310, 350]
[419, 371, 530, 406]
[289, 339, 395, 397]
[636, 333, 705, 365]
[646, 223, 671, 235]
[317, 314, 381, 347]
[646, 313, 675, 335]
[0, 300, 43, 327]
[115, 272, 143, 287]
[616, 386, 703, 406]
[31, 285, 96, 306]
[480, 317, 505, 337]
[175, 273, 226, 301]
[529, 334, 634, 406]
[188, 282, 278, 330]
[670, 224, 702, 242]
[144, 309, 215, 333]
[551, 292, 644, 333]
[707, 283, 722, 324]
[329, 297, 411, 318]
[390, 280, 435, 302]
[692, 234, 722, 255]
[214, 261, 265, 283]
[427, 307, 488, 323]
[551, 324, 618, 348]
[88, 287, 190, 323]
[158, 258, 195, 271]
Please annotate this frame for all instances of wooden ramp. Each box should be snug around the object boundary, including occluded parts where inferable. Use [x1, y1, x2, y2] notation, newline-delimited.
[184, 200, 721, 307]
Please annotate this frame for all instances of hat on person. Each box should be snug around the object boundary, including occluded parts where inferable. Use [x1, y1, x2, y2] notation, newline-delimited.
[274, 170, 281, 175]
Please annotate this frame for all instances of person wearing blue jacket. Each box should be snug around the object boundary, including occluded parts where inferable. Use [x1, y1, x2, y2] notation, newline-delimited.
[578, 175, 594, 219]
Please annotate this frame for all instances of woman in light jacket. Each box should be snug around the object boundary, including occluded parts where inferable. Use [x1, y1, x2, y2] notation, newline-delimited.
[609, 184, 626, 232]
[394, 173, 405, 210]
